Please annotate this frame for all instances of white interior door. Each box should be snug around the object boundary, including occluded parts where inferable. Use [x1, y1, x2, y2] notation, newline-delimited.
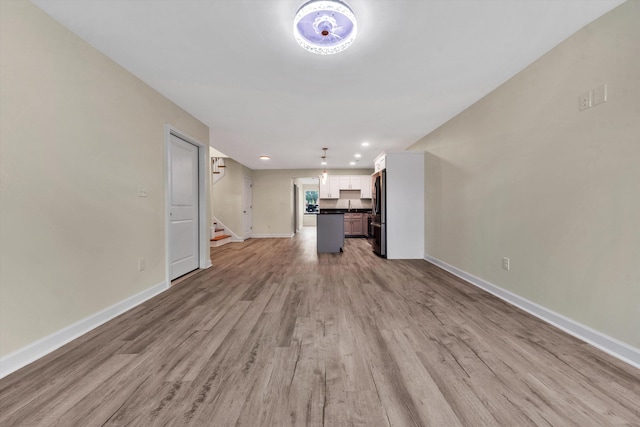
[169, 134, 199, 279]
[243, 176, 253, 239]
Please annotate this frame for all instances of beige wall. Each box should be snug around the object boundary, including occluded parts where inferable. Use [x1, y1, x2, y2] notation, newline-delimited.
[409, 1, 639, 348]
[302, 215, 317, 227]
[253, 169, 372, 236]
[211, 157, 252, 237]
[0, 1, 209, 356]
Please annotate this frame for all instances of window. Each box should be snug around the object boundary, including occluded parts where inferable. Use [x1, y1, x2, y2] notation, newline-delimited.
[305, 190, 319, 213]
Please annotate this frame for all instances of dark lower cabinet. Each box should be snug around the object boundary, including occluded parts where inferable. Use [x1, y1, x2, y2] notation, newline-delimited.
[344, 213, 366, 237]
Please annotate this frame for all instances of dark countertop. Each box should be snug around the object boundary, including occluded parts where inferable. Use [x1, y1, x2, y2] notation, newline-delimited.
[319, 209, 372, 214]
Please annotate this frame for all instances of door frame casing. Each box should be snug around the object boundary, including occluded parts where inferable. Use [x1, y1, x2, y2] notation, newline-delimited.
[293, 184, 298, 234]
[164, 125, 211, 284]
[243, 175, 253, 239]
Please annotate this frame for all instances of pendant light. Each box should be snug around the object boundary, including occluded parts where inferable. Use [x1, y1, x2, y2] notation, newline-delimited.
[321, 148, 328, 183]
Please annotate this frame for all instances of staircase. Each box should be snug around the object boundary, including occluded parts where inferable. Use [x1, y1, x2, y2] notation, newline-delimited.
[211, 157, 226, 185]
[210, 222, 232, 248]
[210, 158, 231, 247]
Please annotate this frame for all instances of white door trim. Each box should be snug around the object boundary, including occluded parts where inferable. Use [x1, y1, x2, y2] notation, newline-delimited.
[243, 175, 253, 239]
[164, 125, 211, 285]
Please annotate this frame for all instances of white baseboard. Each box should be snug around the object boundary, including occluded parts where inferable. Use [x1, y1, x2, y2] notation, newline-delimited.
[424, 255, 640, 369]
[252, 233, 295, 238]
[0, 281, 169, 379]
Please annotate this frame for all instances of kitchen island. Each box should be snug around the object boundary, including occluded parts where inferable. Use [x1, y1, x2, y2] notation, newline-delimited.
[316, 212, 344, 253]
[319, 209, 371, 238]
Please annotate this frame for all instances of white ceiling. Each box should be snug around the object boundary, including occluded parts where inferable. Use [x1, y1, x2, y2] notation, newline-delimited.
[32, 0, 624, 170]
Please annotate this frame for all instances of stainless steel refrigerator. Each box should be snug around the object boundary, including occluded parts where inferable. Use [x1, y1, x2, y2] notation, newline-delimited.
[371, 169, 386, 257]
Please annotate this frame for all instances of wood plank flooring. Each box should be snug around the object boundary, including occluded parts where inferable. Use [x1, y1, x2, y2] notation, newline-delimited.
[1, 227, 639, 426]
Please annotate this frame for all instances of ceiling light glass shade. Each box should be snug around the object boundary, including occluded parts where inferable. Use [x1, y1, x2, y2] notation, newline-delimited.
[293, 0, 357, 55]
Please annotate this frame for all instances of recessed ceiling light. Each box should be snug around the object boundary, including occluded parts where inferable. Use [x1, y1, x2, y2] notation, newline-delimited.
[259, 155, 270, 160]
[321, 161, 327, 165]
[361, 142, 369, 147]
[354, 153, 361, 158]
[350, 161, 356, 165]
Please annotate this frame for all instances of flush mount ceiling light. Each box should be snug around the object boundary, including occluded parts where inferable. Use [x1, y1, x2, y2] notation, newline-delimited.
[259, 155, 270, 160]
[293, 0, 357, 55]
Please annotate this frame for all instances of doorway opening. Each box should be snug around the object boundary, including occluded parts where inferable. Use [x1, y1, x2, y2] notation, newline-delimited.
[294, 177, 320, 233]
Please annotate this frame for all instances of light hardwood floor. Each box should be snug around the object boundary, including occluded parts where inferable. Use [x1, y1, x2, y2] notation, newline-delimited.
[1, 227, 639, 426]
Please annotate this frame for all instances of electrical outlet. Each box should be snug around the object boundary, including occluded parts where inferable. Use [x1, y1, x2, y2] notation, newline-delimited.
[138, 185, 148, 197]
[579, 91, 592, 111]
[138, 258, 145, 271]
[593, 84, 607, 105]
[502, 257, 510, 271]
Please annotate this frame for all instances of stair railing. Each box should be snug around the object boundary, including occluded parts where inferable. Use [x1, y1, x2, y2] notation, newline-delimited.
[211, 157, 226, 185]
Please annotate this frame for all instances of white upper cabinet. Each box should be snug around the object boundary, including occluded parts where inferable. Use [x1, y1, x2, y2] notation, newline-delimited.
[320, 175, 371, 199]
[339, 176, 361, 190]
[374, 154, 386, 172]
[339, 176, 350, 190]
[360, 175, 372, 199]
[320, 176, 340, 199]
